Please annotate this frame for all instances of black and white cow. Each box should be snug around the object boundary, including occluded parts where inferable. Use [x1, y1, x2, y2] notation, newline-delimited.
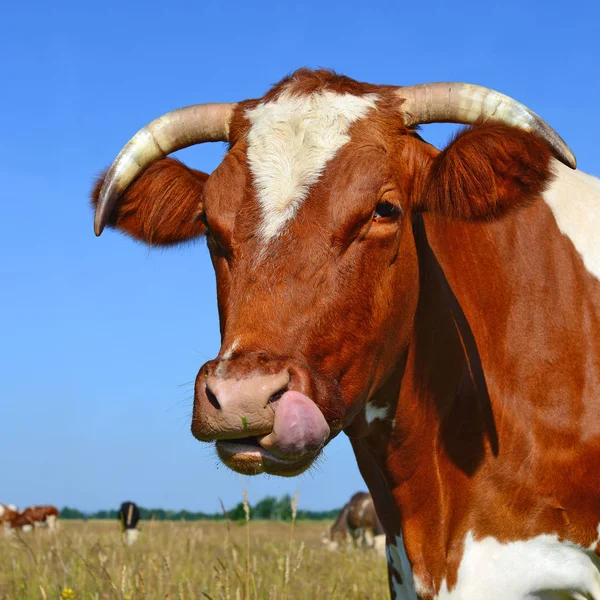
[119, 501, 141, 545]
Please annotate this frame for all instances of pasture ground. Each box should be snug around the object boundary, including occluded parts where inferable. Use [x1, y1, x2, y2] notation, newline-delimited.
[0, 519, 388, 599]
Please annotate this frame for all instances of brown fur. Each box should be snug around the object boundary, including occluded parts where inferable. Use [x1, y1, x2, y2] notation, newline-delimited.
[8, 505, 59, 529]
[91, 158, 208, 246]
[420, 123, 553, 220]
[0, 505, 18, 527]
[328, 503, 352, 543]
[261, 68, 381, 103]
[326, 492, 383, 550]
[345, 492, 384, 539]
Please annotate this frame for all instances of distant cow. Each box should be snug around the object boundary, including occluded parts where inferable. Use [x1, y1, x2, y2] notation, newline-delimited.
[7, 505, 59, 532]
[323, 492, 384, 555]
[0, 504, 18, 521]
[119, 501, 140, 545]
[0, 504, 18, 535]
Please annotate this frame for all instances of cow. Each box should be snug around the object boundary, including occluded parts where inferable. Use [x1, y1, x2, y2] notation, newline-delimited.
[323, 491, 385, 553]
[91, 69, 600, 599]
[0, 504, 18, 536]
[8, 505, 59, 532]
[119, 501, 140, 545]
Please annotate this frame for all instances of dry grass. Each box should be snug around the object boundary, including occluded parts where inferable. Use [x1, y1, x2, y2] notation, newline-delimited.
[0, 518, 388, 599]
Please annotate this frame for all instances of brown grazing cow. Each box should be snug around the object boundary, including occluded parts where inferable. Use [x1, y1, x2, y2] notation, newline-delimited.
[323, 492, 384, 552]
[9, 506, 59, 532]
[91, 69, 600, 599]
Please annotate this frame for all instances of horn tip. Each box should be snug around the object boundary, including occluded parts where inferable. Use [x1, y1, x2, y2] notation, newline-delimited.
[560, 147, 577, 170]
[94, 212, 106, 236]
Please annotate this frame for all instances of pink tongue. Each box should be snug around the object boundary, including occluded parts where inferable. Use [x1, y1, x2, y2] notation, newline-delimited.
[258, 391, 330, 458]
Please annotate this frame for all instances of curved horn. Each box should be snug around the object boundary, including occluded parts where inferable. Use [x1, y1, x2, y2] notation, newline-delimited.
[396, 83, 576, 169]
[94, 103, 236, 236]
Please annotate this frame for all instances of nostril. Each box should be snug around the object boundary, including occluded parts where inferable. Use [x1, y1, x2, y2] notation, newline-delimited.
[268, 386, 288, 405]
[205, 385, 221, 410]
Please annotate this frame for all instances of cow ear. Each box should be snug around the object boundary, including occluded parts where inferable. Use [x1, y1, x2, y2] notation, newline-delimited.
[91, 158, 208, 246]
[418, 124, 553, 220]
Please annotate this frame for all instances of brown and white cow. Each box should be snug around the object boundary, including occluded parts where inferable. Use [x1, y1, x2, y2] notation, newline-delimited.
[92, 69, 600, 599]
[323, 491, 384, 552]
[10, 506, 60, 532]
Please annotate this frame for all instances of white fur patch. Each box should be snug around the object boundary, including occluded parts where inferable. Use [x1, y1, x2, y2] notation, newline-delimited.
[374, 534, 387, 558]
[125, 528, 140, 546]
[436, 531, 600, 600]
[246, 90, 378, 241]
[222, 339, 239, 360]
[544, 160, 600, 281]
[365, 401, 390, 425]
[7, 504, 16, 511]
[216, 338, 242, 378]
[589, 524, 600, 552]
[22, 524, 33, 533]
[387, 534, 419, 600]
[0, 506, 5, 518]
[358, 497, 371, 520]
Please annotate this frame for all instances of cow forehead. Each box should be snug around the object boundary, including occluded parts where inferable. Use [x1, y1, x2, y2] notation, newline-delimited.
[245, 89, 379, 241]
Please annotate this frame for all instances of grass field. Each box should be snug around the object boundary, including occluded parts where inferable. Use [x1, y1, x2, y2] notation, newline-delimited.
[0, 518, 388, 599]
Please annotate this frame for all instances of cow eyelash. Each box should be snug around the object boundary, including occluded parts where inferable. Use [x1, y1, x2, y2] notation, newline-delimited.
[373, 201, 402, 221]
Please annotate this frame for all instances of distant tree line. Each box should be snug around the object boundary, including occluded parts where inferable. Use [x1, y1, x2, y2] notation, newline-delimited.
[60, 494, 340, 522]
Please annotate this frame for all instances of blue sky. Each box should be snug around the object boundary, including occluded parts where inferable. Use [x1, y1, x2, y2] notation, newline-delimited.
[1, 0, 598, 513]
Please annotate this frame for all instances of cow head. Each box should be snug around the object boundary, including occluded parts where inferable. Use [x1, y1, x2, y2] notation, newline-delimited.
[92, 70, 574, 477]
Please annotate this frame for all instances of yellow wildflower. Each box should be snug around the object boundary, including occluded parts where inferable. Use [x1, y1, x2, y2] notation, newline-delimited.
[61, 589, 75, 599]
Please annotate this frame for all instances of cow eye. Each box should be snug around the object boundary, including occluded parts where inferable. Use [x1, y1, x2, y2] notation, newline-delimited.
[374, 201, 401, 220]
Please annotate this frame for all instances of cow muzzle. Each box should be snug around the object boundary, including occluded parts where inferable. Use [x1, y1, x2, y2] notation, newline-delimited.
[192, 366, 331, 476]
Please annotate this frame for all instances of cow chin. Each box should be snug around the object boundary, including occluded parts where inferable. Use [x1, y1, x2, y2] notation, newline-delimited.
[215, 440, 318, 477]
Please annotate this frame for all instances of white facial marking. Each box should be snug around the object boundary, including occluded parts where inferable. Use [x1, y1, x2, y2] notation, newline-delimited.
[436, 531, 600, 600]
[358, 497, 371, 520]
[216, 339, 241, 378]
[365, 401, 391, 425]
[386, 534, 419, 600]
[544, 159, 600, 281]
[221, 338, 240, 361]
[246, 90, 378, 241]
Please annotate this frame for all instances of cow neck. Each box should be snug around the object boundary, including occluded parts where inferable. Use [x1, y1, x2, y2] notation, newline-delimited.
[355, 202, 600, 595]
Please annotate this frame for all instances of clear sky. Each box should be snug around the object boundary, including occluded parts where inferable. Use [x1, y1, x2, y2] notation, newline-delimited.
[1, 0, 598, 513]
